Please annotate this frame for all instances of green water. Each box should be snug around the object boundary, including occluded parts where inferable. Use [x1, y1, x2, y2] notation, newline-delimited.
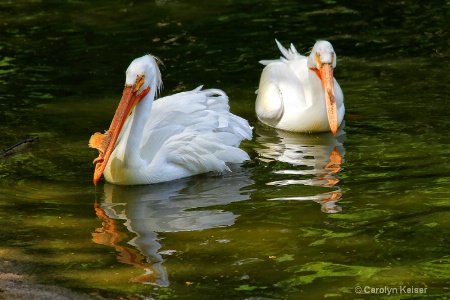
[1, 0, 449, 299]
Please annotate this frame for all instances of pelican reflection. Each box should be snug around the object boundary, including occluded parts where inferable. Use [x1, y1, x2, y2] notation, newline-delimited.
[92, 169, 253, 286]
[255, 123, 345, 213]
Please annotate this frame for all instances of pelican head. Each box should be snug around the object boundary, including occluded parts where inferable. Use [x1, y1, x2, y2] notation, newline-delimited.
[307, 41, 338, 135]
[125, 55, 162, 95]
[89, 55, 162, 184]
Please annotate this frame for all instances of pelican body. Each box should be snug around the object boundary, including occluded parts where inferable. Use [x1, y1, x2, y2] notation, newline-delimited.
[89, 55, 252, 185]
[256, 40, 345, 134]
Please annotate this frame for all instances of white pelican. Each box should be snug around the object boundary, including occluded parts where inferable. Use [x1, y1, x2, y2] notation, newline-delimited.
[255, 40, 345, 134]
[89, 55, 252, 185]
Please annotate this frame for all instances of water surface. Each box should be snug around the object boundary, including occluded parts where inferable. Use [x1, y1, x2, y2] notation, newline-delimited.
[0, 0, 449, 299]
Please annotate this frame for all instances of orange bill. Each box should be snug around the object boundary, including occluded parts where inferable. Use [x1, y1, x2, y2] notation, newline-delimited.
[319, 63, 338, 135]
[89, 83, 150, 184]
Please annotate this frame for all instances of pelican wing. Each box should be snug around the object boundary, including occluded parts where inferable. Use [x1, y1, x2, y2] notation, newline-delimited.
[140, 87, 252, 177]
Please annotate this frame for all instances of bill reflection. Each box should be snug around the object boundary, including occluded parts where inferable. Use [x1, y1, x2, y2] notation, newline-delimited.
[255, 123, 345, 213]
[92, 169, 253, 286]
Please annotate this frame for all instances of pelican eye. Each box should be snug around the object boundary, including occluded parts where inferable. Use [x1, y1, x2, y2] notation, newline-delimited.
[315, 52, 322, 69]
[134, 73, 146, 92]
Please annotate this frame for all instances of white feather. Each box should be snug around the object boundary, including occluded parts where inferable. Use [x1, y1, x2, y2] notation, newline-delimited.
[103, 55, 252, 185]
[255, 40, 345, 133]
